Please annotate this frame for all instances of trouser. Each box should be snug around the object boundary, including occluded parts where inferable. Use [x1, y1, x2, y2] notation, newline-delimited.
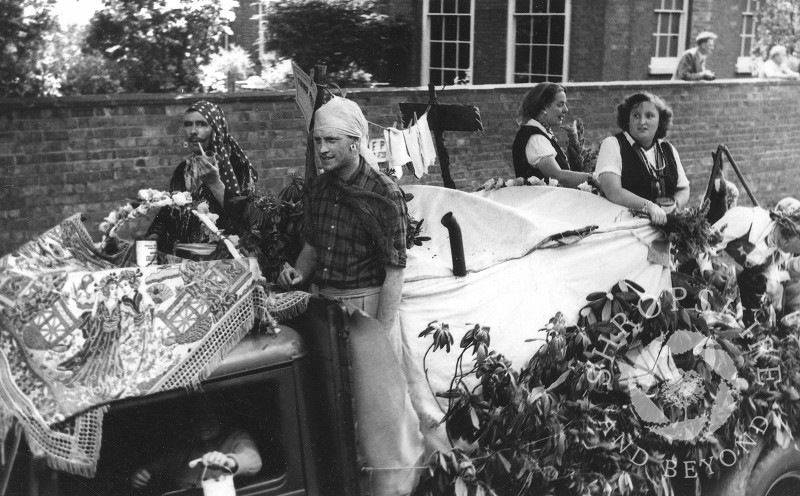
[316, 285, 424, 496]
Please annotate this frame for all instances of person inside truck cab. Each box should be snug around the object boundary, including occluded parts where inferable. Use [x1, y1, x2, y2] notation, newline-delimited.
[511, 82, 596, 188]
[130, 399, 262, 492]
[596, 92, 690, 226]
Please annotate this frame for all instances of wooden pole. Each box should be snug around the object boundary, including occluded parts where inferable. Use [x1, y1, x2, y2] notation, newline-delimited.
[427, 84, 456, 189]
[305, 65, 328, 182]
[719, 145, 759, 207]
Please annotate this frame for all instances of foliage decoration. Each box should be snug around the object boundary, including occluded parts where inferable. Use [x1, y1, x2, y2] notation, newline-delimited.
[414, 265, 800, 495]
[661, 205, 722, 261]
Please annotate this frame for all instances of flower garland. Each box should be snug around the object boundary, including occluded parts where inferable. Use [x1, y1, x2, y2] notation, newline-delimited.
[476, 176, 558, 191]
[95, 189, 239, 257]
[95, 189, 193, 252]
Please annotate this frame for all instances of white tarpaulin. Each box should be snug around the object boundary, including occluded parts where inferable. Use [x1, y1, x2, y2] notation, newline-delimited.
[399, 185, 671, 437]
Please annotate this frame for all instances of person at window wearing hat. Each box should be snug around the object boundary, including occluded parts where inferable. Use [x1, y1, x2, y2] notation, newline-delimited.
[672, 31, 717, 81]
[758, 45, 800, 80]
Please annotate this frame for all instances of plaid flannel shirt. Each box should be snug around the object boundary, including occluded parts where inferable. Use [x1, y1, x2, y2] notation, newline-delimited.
[304, 161, 408, 290]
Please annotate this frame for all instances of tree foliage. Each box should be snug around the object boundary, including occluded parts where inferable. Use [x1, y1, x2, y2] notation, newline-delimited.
[0, 0, 58, 97]
[264, 0, 412, 86]
[755, 0, 800, 57]
[85, 0, 238, 93]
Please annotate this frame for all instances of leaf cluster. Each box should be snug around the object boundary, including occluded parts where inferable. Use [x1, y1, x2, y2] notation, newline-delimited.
[754, 0, 800, 59]
[653, 203, 722, 262]
[85, 0, 237, 93]
[415, 263, 800, 495]
[233, 175, 306, 282]
[0, 0, 58, 97]
[265, 0, 413, 86]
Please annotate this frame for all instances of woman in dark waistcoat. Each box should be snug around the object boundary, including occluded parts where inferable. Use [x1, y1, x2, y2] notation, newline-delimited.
[596, 92, 690, 226]
[511, 82, 594, 188]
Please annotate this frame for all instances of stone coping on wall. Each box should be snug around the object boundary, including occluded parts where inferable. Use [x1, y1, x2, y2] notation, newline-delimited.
[1, 78, 797, 110]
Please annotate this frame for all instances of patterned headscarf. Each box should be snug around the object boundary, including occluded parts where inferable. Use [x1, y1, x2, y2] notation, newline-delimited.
[314, 97, 379, 169]
[186, 101, 258, 196]
[771, 197, 800, 240]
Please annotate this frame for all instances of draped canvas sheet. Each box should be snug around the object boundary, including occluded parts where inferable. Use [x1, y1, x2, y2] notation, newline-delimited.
[400, 186, 671, 425]
[0, 214, 308, 476]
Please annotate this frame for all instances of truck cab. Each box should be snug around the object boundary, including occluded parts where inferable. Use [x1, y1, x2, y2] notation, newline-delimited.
[4, 296, 362, 496]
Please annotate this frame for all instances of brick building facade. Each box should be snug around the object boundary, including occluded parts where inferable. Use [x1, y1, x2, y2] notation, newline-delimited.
[2, 78, 800, 256]
[232, 0, 762, 86]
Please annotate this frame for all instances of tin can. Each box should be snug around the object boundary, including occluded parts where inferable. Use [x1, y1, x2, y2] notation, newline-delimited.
[135, 240, 157, 267]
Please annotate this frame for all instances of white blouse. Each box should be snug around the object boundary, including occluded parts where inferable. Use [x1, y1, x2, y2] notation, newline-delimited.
[522, 119, 558, 168]
[595, 132, 689, 189]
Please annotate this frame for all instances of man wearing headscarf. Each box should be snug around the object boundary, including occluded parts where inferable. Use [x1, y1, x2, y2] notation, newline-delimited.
[278, 96, 407, 331]
[278, 97, 425, 495]
[146, 101, 258, 254]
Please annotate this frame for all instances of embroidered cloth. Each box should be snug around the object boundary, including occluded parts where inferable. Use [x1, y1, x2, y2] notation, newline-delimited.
[0, 214, 309, 476]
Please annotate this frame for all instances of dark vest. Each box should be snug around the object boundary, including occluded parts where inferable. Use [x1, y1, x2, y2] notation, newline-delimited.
[512, 125, 569, 180]
[615, 133, 679, 202]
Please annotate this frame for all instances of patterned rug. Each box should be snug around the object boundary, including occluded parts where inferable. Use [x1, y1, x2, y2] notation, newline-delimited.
[0, 214, 309, 476]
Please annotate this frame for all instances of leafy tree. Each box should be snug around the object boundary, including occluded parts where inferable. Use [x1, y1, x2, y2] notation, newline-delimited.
[755, 0, 800, 58]
[0, 0, 58, 97]
[85, 0, 238, 93]
[265, 0, 412, 86]
[199, 44, 255, 92]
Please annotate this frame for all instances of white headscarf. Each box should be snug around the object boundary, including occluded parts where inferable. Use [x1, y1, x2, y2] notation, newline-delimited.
[314, 97, 379, 169]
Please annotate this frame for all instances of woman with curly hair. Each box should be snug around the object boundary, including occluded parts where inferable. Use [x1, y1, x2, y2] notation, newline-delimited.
[596, 92, 690, 226]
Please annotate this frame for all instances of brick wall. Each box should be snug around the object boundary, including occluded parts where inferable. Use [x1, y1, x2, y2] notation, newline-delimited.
[2, 79, 799, 256]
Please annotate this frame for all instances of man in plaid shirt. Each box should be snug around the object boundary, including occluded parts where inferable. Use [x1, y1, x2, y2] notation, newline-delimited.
[278, 97, 425, 496]
[278, 97, 408, 334]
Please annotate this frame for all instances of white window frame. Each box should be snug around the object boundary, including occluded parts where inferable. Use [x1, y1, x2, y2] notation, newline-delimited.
[505, 0, 571, 83]
[421, 0, 475, 86]
[737, 0, 760, 74]
[649, 0, 689, 75]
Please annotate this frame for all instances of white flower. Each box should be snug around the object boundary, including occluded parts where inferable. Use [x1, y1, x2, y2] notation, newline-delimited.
[207, 212, 219, 224]
[104, 211, 119, 224]
[172, 191, 192, 206]
[137, 189, 152, 201]
[482, 178, 495, 190]
[98, 222, 111, 234]
[547, 178, 560, 187]
[527, 176, 545, 186]
[136, 204, 149, 215]
[151, 198, 172, 208]
[150, 189, 169, 201]
[514, 177, 525, 186]
[196, 201, 211, 215]
[493, 178, 505, 189]
[577, 182, 593, 192]
[122, 204, 134, 214]
[505, 179, 517, 188]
